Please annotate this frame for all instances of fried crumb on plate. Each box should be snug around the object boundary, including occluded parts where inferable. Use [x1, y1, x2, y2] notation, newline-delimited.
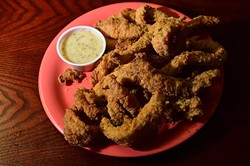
[58, 68, 85, 85]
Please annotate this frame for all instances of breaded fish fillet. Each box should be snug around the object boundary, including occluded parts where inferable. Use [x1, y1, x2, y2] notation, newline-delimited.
[64, 106, 105, 147]
[99, 92, 166, 147]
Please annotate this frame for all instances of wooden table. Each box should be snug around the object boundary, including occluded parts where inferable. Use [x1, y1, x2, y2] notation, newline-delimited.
[1, 0, 249, 165]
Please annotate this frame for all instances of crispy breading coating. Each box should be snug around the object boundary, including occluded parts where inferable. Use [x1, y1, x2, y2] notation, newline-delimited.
[112, 57, 193, 97]
[182, 15, 220, 37]
[94, 9, 143, 39]
[191, 69, 221, 94]
[150, 17, 184, 57]
[112, 57, 221, 97]
[64, 106, 105, 147]
[74, 88, 107, 121]
[99, 92, 166, 147]
[93, 74, 141, 125]
[91, 51, 122, 86]
[135, 4, 169, 25]
[119, 8, 136, 22]
[58, 68, 85, 85]
[162, 37, 227, 76]
[175, 96, 203, 120]
[115, 33, 152, 55]
[91, 50, 136, 86]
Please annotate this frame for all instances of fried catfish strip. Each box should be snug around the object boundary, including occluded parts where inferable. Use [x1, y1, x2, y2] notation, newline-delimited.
[116, 16, 185, 58]
[119, 8, 136, 22]
[112, 57, 192, 97]
[150, 17, 185, 57]
[135, 4, 168, 25]
[182, 15, 220, 37]
[99, 92, 166, 147]
[115, 33, 152, 55]
[74, 88, 107, 121]
[91, 51, 122, 86]
[64, 106, 105, 147]
[191, 69, 221, 94]
[162, 38, 227, 76]
[91, 50, 137, 86]
[94, 8, 143, 39]
[117, 16, 185, 56]
[113, 57, 221, 97]
[115, 38, 138, 52]
[93, 74, 141, 125]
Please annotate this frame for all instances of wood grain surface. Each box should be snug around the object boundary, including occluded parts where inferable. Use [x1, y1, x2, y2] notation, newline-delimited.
[1, 0, 250, 165]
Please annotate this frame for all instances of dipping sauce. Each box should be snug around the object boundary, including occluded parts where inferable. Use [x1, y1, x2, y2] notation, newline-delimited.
[61, 29, 104, 64]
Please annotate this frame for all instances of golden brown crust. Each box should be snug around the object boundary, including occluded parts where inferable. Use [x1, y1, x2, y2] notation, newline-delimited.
[64, 106, 105, 147]
[162, 37, 226, 76]
[93, 74, 141, 125]
[99, 92, 166, 147]
[58, 68, 85, 85]
[94, 9, 143, 39]
[63, 5, 227, 148]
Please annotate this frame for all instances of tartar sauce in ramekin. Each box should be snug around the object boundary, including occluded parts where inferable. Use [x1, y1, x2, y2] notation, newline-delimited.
[61, 29, 104, 64]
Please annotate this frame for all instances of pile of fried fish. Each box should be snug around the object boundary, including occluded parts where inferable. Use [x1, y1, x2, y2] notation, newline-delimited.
[62, 5, 227, 148]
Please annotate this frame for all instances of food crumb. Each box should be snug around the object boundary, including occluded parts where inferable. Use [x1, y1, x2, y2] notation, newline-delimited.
[58, 68, 86, 85]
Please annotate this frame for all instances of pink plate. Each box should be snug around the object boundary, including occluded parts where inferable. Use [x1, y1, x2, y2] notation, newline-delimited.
[38, 2, 224, 157]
